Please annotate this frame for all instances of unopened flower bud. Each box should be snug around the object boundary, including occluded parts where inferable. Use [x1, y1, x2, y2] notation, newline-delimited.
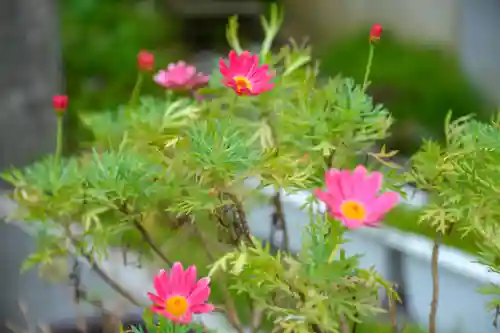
[52, 95, 68, 113]
[369, 24, 383, 42]
[137, 50, 155, 72]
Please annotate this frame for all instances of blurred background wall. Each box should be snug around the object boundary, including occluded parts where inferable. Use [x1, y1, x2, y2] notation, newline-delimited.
[284, 0, 459, 48]
[283, 0, 500, 106]
[0, 0, 61, 330]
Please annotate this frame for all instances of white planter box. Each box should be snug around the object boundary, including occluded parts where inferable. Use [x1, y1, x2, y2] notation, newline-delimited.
[401, 237, 500, 333]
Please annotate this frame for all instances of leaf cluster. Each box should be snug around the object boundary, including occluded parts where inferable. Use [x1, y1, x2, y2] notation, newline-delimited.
[210, 213, 394, 333]
[409, 112, 500, 308]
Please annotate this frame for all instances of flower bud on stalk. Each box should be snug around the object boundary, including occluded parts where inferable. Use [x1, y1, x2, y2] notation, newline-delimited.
[369, 24, 383, 42]
[137, 50, 155, 72]
[52, 95, 68, 113]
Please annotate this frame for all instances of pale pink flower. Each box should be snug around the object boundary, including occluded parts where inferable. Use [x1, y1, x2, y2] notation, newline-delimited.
[315, 165, 399, 229]
[147, 262, 214, 324]
[154, 61, 210, 91]
[219, 50, 274, 96]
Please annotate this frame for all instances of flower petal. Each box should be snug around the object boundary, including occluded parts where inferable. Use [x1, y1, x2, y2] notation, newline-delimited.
[169, 262, 185, 294]
[178, 311, 193, 324]
[366, 191, 400, 223]
[324, 168, 340, 188]
[154, 269, 169, 298]
[228, 50, 239, 69]
[351, 165, 367, 188]
[188, 277, 211, 304]
[362, 171, 383, 200]
[156, 309, 185, 323]
[153, 71, 168, 87]
[184, 265, 198, 293]
[190, 303, 215, 314]
[339, 170, 354, 198]
[151, 305, 165, 313]
[219, 58, 230, 76]
[323, 169, 345, 202]
[340, 217, 365, 229]
[147, 292, 164, 306]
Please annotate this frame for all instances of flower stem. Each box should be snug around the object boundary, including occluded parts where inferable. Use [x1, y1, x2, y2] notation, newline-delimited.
[64, 226, 143, 307]
[118, 203, 173, 266]
[429, 224, 454, 333]
[127, 72, 144, 115]
[55, 113, 64, 163]
[388, 286, 398, 333]
[362, 43, 375, 91]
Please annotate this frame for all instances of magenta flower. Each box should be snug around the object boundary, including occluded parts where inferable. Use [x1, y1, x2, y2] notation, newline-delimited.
[219, 50, 274, 96]
[315, 165, 399, 229]
[147, 262, 214, 324]
[154, 61, 210, 91]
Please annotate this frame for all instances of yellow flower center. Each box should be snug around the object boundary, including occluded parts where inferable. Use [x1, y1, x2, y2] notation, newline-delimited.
[165, 295, 189, 318]
[340, 200, 366, 220]
[233, 76, 252, 92]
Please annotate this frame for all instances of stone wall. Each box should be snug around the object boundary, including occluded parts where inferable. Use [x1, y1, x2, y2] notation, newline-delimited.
[0, 0, 61, 329]
[0, 0, 60, 177]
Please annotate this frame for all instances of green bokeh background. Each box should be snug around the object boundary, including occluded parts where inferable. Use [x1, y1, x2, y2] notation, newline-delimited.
[318, 32, 489, 155]
[60, 0, 185, 152]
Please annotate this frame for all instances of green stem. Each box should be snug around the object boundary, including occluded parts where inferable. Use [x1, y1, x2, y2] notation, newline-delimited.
[55, 113, 64, 163]
[362, 43, 375, 91]
[127, 72, 144, 115]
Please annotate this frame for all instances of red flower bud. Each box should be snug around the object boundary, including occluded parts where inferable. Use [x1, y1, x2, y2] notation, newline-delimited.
[369, 24, 383, 42]
[137, 50, 155, 72]
[52, 95, 68, 113]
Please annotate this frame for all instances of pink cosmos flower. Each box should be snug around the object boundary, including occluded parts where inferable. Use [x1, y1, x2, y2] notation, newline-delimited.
[147, 262, 214, 324]
[219, 50, 274, 96]
[154, 61, 210, 91]
[315, 165, 399, 229]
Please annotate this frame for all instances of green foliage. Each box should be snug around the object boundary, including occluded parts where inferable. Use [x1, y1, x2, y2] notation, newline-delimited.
[319, 32, 487, 154]
[6, 5, 475, 333]
[384, 206, 479, 254]
[61, 0, 181, 111]
[210, 215, 395, 333]
[408, 112, 500, 311]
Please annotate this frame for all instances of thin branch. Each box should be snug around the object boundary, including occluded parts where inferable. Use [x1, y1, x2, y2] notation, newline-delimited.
[249, 300, 264, 333]
[80, 246, 142, 307]
[64, 227, 143, 307]
[223, 192, 254, 245]
[339, 315, 350, 333]
[429, 234, 440, 333]
[132, 219, 173, 266]
[388, 285, 399, 333]
[429, 224, 454, 333]
[119, 203, 173, 266]
[271, 191, 289, 251]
